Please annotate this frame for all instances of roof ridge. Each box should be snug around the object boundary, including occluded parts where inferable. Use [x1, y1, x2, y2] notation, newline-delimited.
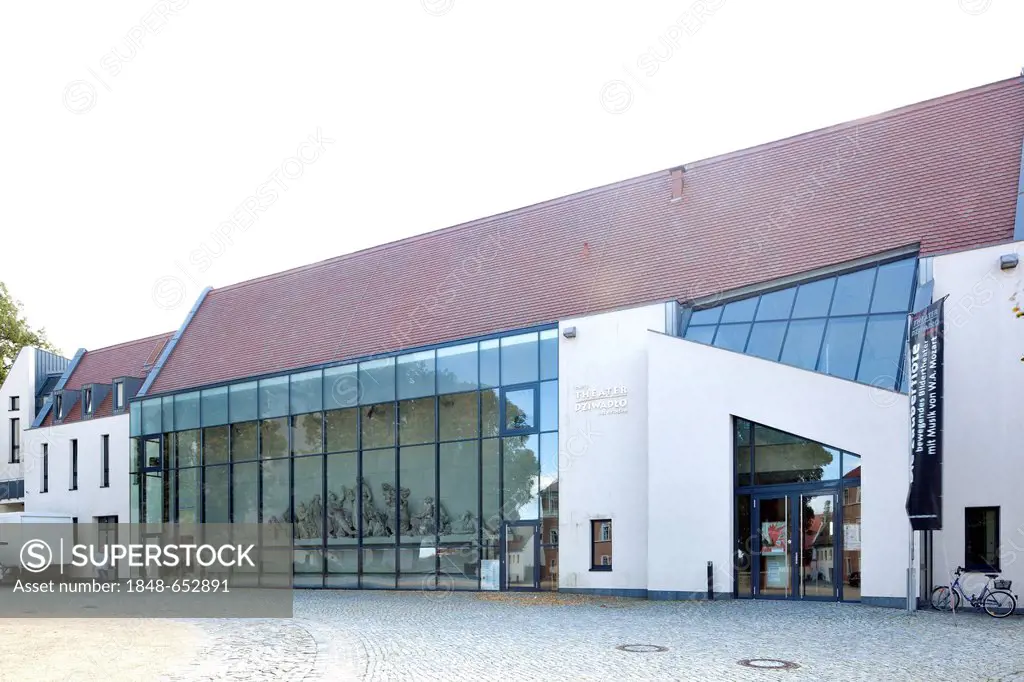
[83, 330, 175, 356]
[684, 75, 1023, 171]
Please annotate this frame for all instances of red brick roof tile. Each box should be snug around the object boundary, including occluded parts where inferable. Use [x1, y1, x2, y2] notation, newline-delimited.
[150, 77, 1024, 394]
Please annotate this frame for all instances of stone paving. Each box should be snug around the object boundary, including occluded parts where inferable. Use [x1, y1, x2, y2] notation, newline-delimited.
[10, 592, 1024, 680]
[167, 592, 1024, 681]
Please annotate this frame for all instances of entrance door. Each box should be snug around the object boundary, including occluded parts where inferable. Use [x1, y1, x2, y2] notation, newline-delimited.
[502, 521, 539, 590]
[748, 492, 838, 600]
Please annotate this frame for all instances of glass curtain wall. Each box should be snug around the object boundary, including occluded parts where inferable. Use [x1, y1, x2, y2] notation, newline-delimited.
[130, 327, 559, 590]
[683, 258, 917, 391]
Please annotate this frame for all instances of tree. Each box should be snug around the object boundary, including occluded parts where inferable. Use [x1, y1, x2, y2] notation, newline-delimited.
[0, 282, 59, 385]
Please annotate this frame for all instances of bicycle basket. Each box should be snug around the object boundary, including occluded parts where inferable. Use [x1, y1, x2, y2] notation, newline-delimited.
[994, 579, 1012, 590]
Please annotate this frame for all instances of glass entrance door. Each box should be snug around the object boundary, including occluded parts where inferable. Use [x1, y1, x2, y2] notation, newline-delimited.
[754, 496, 791, 598]
[798, 492, 837, 599]
[502, 521, 539, 590]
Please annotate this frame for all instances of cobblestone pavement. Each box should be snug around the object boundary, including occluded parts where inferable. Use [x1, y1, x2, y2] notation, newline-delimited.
[166, 592, 1023, 681]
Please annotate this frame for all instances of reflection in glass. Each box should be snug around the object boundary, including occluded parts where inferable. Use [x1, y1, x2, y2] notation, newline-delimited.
[539, 381, 557, 432]
[713, 324, 751, 352]
[500, 333, 538, 385]
[856, 314, 906, 388]
[203, 465, 229, 523]
[482, 439, 500, 541]
[504, 388, 535, 432]
[735, 419, 752, 486]
[201, 387, 228, 426]
[229, 381, 257, 422]
[791, 278, 835, 318]
[440, 441, 478, 543]
[479, 340, 500, 388]
[540, 329, 558, 381]
[830, 268, 875, 316]
[758, 496, 790, 597]
[817, 316, 867, 380]
[325, 408, 358, 452]
[260, 418, 288, 459]
[174, 392, 200, 430]
[292, 412, 322, 456]
[688, 307, 722, 325]
[871, 259, 916, 313]
[231, 421, 258, 461]
[262, 458, 290, 523]
[755, 288, 796, 321]
[439, 392, 478, 442]
[323, 365, 358, 409]
[397, 350, 435, 400]
[174, 430, 200, 468]
[399, 397, 435, 445]
[800, 493, 836, 598]
[437, 343, 478, 394]
[481, 389, 499, 438]
[735, 495, 753, 597]
[294, 455, 324, 545]
[720, 298, 758, 323]
[746, 321, 787, 361]
[780, 319, 826, 370]
[258, 377, 289, 419]
[233, 461, 259, 524]
[399, 444, 435, 541]
[362, 403, 395, 449]
[326, 452, 358, 544]
[162, 397, 174, 433]
[176, 467, 199, 523]
[684, 325, 716, 344]
[290, 370, 323, 415]
[842, 485, 862, 601]
[754, 424, 841, 484]
[203, 426, 228, 465]
[842, 452, 861, 478]
[503, 435, 539, 521]
[505, 524, 537, 589]
[359, 358, 395, 405]
[360, 448, 396, 544]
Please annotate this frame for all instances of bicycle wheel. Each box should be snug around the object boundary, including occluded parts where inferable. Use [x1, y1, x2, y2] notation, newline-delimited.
[982, 590, 1016, 618]
[931, 586, 960, 611]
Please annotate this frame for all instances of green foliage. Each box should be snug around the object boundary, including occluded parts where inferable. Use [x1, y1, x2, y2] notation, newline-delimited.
[0, 282, 59, 385]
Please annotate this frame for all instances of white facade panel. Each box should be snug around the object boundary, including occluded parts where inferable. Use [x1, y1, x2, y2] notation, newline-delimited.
[0, 347, 36, 507]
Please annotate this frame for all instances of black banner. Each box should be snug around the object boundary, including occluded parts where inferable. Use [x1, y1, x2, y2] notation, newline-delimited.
[906, 297, 946, 531]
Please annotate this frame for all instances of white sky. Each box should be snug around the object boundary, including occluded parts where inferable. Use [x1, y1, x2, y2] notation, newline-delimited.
[2, 0, 1020, 356]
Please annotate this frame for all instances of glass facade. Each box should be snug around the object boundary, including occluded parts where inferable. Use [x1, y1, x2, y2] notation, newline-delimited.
[683, 257, 917, 391]
[129, 327, 559, 590]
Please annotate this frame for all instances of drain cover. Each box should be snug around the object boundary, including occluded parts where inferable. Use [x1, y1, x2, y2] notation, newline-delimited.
[616, 644, 668, 653]
[738, 659, 800, 670]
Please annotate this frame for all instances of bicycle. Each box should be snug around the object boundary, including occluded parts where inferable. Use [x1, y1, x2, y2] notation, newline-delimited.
[931, 566, 1017, 618]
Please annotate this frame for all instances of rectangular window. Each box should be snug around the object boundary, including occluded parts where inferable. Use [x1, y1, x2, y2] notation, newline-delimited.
[83, 387, 93, 415]
[590, 519, 612, 571]
[100, 434, 110, 488]
[965, 507, 999, 572]
[113, 381, 125, 411]
[55, 394, 63, 420]
[70, 439, 78, 490]
[549, 529, 558, 544]
[41, 444, 48, 493]
[9, 396, 19, 411]
[9, 418, 19, 463]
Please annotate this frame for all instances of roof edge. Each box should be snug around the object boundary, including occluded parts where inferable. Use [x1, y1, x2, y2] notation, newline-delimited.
[31, 347, 85, 428]
[139, 287, 213, 397]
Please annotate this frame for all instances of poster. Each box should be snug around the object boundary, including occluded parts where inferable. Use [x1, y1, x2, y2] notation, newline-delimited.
[481, 559, 500, 591]
[906, 297, 945, 531]
[761, 522, 787, 554]
[843, 523, 861, 551]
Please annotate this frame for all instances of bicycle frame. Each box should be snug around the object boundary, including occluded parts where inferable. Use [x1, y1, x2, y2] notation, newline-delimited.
[948, 573, 994, 609]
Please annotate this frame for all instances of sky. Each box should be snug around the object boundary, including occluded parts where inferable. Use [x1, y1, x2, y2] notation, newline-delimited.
[1, 0, 1021, 356]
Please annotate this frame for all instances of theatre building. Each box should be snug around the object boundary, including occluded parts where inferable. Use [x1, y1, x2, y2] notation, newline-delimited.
[127, 76, 1024, 605]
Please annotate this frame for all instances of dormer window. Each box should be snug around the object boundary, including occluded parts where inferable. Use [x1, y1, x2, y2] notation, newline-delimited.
[113, 381, 125, 411]
[55, 393, 63, 420]
[83, 388, 93, 415]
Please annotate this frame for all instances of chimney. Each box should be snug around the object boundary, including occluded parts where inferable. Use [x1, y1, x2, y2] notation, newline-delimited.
[670, 167, 684, 201]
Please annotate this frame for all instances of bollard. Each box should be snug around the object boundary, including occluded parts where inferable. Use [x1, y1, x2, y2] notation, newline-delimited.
[707, 561, 714, 600]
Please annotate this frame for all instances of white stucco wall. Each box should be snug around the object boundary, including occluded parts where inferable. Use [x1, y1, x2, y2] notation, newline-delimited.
[0, 347, 35, 507]
[557, 303, 667, 593]
[25, 414, 130, 524]
[931, 240, 1024, 594]
[647, 333, 911, 602]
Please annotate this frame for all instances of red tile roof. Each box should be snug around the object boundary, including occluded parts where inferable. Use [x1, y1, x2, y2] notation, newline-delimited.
[43, 332, 173, 425]
[150, 77, 1024, 394]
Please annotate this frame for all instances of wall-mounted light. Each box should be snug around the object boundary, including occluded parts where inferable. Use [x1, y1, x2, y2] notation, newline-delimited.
[562, 326, 577, 339]
[1000, 253, 1019, 271]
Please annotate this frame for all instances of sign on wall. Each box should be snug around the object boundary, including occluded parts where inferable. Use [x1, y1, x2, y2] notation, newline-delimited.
[906, 297, 946, 531]
[573, 385, 628, 415]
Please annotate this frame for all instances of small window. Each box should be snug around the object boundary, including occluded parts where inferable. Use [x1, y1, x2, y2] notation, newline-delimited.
[9, 396, 19, 411]
[9, 418, 19, 463]
[41, 444, 49, 493]
[549, 529, 558, 544]
[83, 388, 93, 415]
[590, 519, 612, 571]
[55, 394, 63, 420]
[965, 507, 1000, 572]
[100, 434, 110, 488]
[549, 559, 557, 571]
[70, 439, 78, 491]
[113, 381, 125, 411]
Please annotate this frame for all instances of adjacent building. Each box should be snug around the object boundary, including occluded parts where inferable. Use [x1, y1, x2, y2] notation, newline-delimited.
[10, 76, 1024, 606]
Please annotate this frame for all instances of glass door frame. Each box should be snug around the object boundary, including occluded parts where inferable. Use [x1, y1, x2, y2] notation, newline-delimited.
[500, 520, 540, 591]
[741, 484, 844, 601]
